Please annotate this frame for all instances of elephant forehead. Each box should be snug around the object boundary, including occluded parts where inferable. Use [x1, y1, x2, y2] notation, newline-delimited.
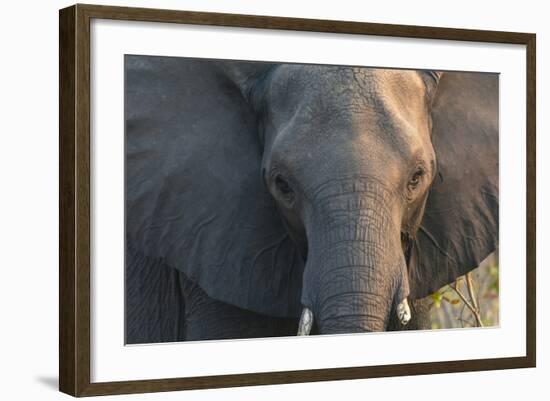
[267, 66, 430, 145]
[270, 65, 426, 109]
[268, 89, 431, 166]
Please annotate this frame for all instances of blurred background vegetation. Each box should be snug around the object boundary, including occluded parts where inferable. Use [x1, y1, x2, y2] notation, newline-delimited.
[430, 252, 499, 329]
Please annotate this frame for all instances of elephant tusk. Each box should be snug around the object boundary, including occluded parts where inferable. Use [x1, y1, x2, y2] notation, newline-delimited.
[297, 308, 314, 335]
[397, 298, 411, 326]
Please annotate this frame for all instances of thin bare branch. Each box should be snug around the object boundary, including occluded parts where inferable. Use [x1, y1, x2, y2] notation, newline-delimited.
[450, 281, 484, 327]
[465, 272, 480, 312]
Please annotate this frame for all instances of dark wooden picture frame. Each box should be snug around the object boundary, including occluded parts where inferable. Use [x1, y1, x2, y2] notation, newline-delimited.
[59, 3, 536, 397]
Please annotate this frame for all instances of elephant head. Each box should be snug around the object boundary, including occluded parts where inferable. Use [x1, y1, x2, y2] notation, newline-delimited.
[125, 56, 498, 335]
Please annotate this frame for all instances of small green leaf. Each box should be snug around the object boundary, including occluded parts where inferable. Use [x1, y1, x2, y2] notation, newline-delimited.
[431, 292, 443, 308]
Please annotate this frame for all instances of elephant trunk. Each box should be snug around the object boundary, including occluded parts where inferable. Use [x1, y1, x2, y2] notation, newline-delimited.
[300, 180, 410, 334]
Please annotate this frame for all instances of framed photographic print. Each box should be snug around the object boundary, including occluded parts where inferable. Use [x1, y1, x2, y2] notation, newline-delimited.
[59, 4, 536, 397]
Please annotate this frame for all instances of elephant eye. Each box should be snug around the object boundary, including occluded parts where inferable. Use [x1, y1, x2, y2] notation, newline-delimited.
[408, 169, 424, 190]
[274, 175, 295, 203]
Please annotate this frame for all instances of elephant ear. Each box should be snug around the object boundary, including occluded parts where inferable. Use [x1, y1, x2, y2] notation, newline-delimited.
[125, 56, 304, 318]
[408, 71, 499, 299]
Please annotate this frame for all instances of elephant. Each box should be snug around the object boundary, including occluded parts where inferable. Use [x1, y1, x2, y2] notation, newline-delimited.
[124, 55, 498, 344]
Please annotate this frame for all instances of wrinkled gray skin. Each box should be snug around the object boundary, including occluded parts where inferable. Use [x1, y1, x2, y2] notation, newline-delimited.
[125, 56, 498, 343]
[261, 66, 435, 333]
